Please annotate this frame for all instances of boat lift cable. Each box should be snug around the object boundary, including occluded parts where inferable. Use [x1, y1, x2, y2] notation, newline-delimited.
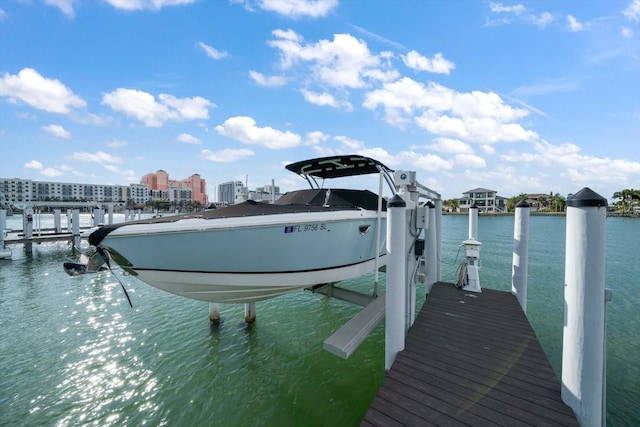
[96, 246, 133, 308]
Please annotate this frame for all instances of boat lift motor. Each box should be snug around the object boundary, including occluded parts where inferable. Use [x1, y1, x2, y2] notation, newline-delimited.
[461, 238, 482, 293]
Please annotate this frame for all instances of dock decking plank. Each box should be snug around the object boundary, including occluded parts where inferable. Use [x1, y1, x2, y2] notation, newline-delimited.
[362, 282, 578, 426]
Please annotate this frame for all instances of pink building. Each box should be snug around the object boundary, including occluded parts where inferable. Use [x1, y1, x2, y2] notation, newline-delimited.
[141, 170, 208, 205]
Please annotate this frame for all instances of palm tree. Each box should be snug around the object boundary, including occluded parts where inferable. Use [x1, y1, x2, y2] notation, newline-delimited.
[613, 189, 636, 213]
[506, 193, 529, 212]
[443, 198, 459, 212]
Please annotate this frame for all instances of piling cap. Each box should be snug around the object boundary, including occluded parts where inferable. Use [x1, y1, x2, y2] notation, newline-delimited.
[567, 187, 608, 207]
[426, 201, 435, 208]
[388, 194, 406, 208]
[470, 204, 479, 209]
[516, 200, 530, 208]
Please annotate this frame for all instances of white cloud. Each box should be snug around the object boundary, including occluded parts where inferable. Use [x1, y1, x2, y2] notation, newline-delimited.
[103, 164, 136, 179]
[364, 78, 537, 144]
[25, 160, 43, 170]
[454, 153, 486, 168]
[531, 12, 553, 28]
[268, 30, 383, 89]
[401, 51, 455, 75]
[501, 140, 640, 188]
[350, 25, 407, 51]
[567, 15, 586, 32]
[300, 89, 352, 110]
[107, 139, 128, 148]
[489, 2, 526, 15]
[249, 71, 287, 87]
[0, 8, 6, 20]
[177, 133, 201, 144]
[427, 138, 474, 154]
[0, 68, 86, 114]
[102, 0, 196, 11]
[43, 124, 71, 139]
[621, 26, 634, 38]
[41, 168, 64, 177]
[258, 0, 338, 18]
[624, 0, 640, 21]
[198, 42, 228, 59]
[215, 116, 301, 149]
[405, 152, 454, 172]
[201, 148, 254, 163]
[44, 0, 76, 17]
[304, 131, 330, 146]
[102, 88, 214, 127]
[70, 151, 123, 164]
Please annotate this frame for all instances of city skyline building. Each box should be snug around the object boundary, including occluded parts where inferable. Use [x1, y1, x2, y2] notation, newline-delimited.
[140, 170, 208, 205]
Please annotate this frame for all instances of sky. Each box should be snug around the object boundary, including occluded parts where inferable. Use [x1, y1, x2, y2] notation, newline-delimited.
[1, 0, 639, 203]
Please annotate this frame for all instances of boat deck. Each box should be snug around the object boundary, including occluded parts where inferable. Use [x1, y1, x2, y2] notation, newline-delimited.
[362, 282, 578, 426]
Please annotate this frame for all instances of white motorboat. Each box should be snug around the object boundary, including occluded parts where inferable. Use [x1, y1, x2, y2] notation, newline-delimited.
[83, 155, 395, 303]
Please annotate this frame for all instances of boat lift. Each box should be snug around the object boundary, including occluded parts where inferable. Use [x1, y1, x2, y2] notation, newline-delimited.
[322, 168, 442, 360]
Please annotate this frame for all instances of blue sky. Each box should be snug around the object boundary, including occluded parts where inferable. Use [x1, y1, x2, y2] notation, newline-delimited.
[1, 0, 639, 202]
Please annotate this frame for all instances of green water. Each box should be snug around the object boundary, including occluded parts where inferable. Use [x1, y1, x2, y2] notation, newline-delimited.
[1, 215, 638, 425]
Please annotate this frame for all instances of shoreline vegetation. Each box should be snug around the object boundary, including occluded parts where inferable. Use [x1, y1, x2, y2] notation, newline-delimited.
[443, 211, 639, 217]
[442, 188, 639, 218]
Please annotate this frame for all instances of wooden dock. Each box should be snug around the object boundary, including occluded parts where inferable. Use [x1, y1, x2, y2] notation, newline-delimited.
[362, 282, 578, 426]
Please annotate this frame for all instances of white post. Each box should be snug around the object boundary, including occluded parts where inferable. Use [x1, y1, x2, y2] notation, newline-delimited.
[66, 209, 72, 232]
[385, 194, 407, 370]
[244, 302, 256, 323]
[0, 209, 10, 259]
[562, 187, 607, 427]
[93, 208, 102, 227]
[511, 200, 530, 313]
[137, 209, 141, 220]
[23, 207, 34, 239]
[0, 209, 6, 250]
[72, 209, 81, 248]
[373, 172, 384, 297]
[435, 199, 442, 282]
[209, 302, 220, 323]
[54, 209, 62, 233]
[107, 205, 114, 225]
[468, 204, 478, 239]
[425, 201, 438, 295]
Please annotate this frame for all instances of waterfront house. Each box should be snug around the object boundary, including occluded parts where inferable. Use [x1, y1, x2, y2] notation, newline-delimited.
[459, 188, 506, 213]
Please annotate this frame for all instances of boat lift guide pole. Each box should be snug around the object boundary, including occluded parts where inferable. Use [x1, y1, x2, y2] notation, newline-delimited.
[72, 209, 81, 249]
[425, 201, 437, 295]
[468, 204, 478, 240]
[562, 187, 608, 427]
[0, 209, 6, 253]
[373, 170, 384, 297]
[511, 200, 530, 313]
[385, 194, 407, 371]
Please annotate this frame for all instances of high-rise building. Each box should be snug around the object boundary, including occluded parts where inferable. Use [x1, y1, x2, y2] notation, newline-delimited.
[218, 181, 245, 205]
[141, 171, 208, 205]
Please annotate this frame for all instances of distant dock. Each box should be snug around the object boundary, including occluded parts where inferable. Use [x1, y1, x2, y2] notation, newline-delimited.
[363, 282, 578, 426]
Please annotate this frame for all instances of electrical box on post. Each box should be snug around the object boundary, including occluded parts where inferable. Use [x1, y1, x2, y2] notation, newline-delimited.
[416, 205, 428, 229]
[394, 170, 415, 187]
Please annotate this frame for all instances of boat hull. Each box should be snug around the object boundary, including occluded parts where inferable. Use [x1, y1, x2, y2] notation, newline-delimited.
[97, 210, 387, 303]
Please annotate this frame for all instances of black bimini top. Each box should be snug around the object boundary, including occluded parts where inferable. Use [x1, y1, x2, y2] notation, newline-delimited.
[285, 155, 393, 179]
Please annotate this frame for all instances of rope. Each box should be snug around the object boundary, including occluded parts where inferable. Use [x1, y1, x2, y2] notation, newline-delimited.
[455, 261, 468, 288]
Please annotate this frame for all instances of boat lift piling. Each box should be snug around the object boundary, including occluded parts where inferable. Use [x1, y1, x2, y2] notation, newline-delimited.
[562, 187, 611, 427]
[72, 209, 81, 249]
[0, 209, 11, 259]
[54, 209, 62, 233]
[511, 200, 530, 312]
[323, 169, 442, 363]
[425, 201, 437, 295]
